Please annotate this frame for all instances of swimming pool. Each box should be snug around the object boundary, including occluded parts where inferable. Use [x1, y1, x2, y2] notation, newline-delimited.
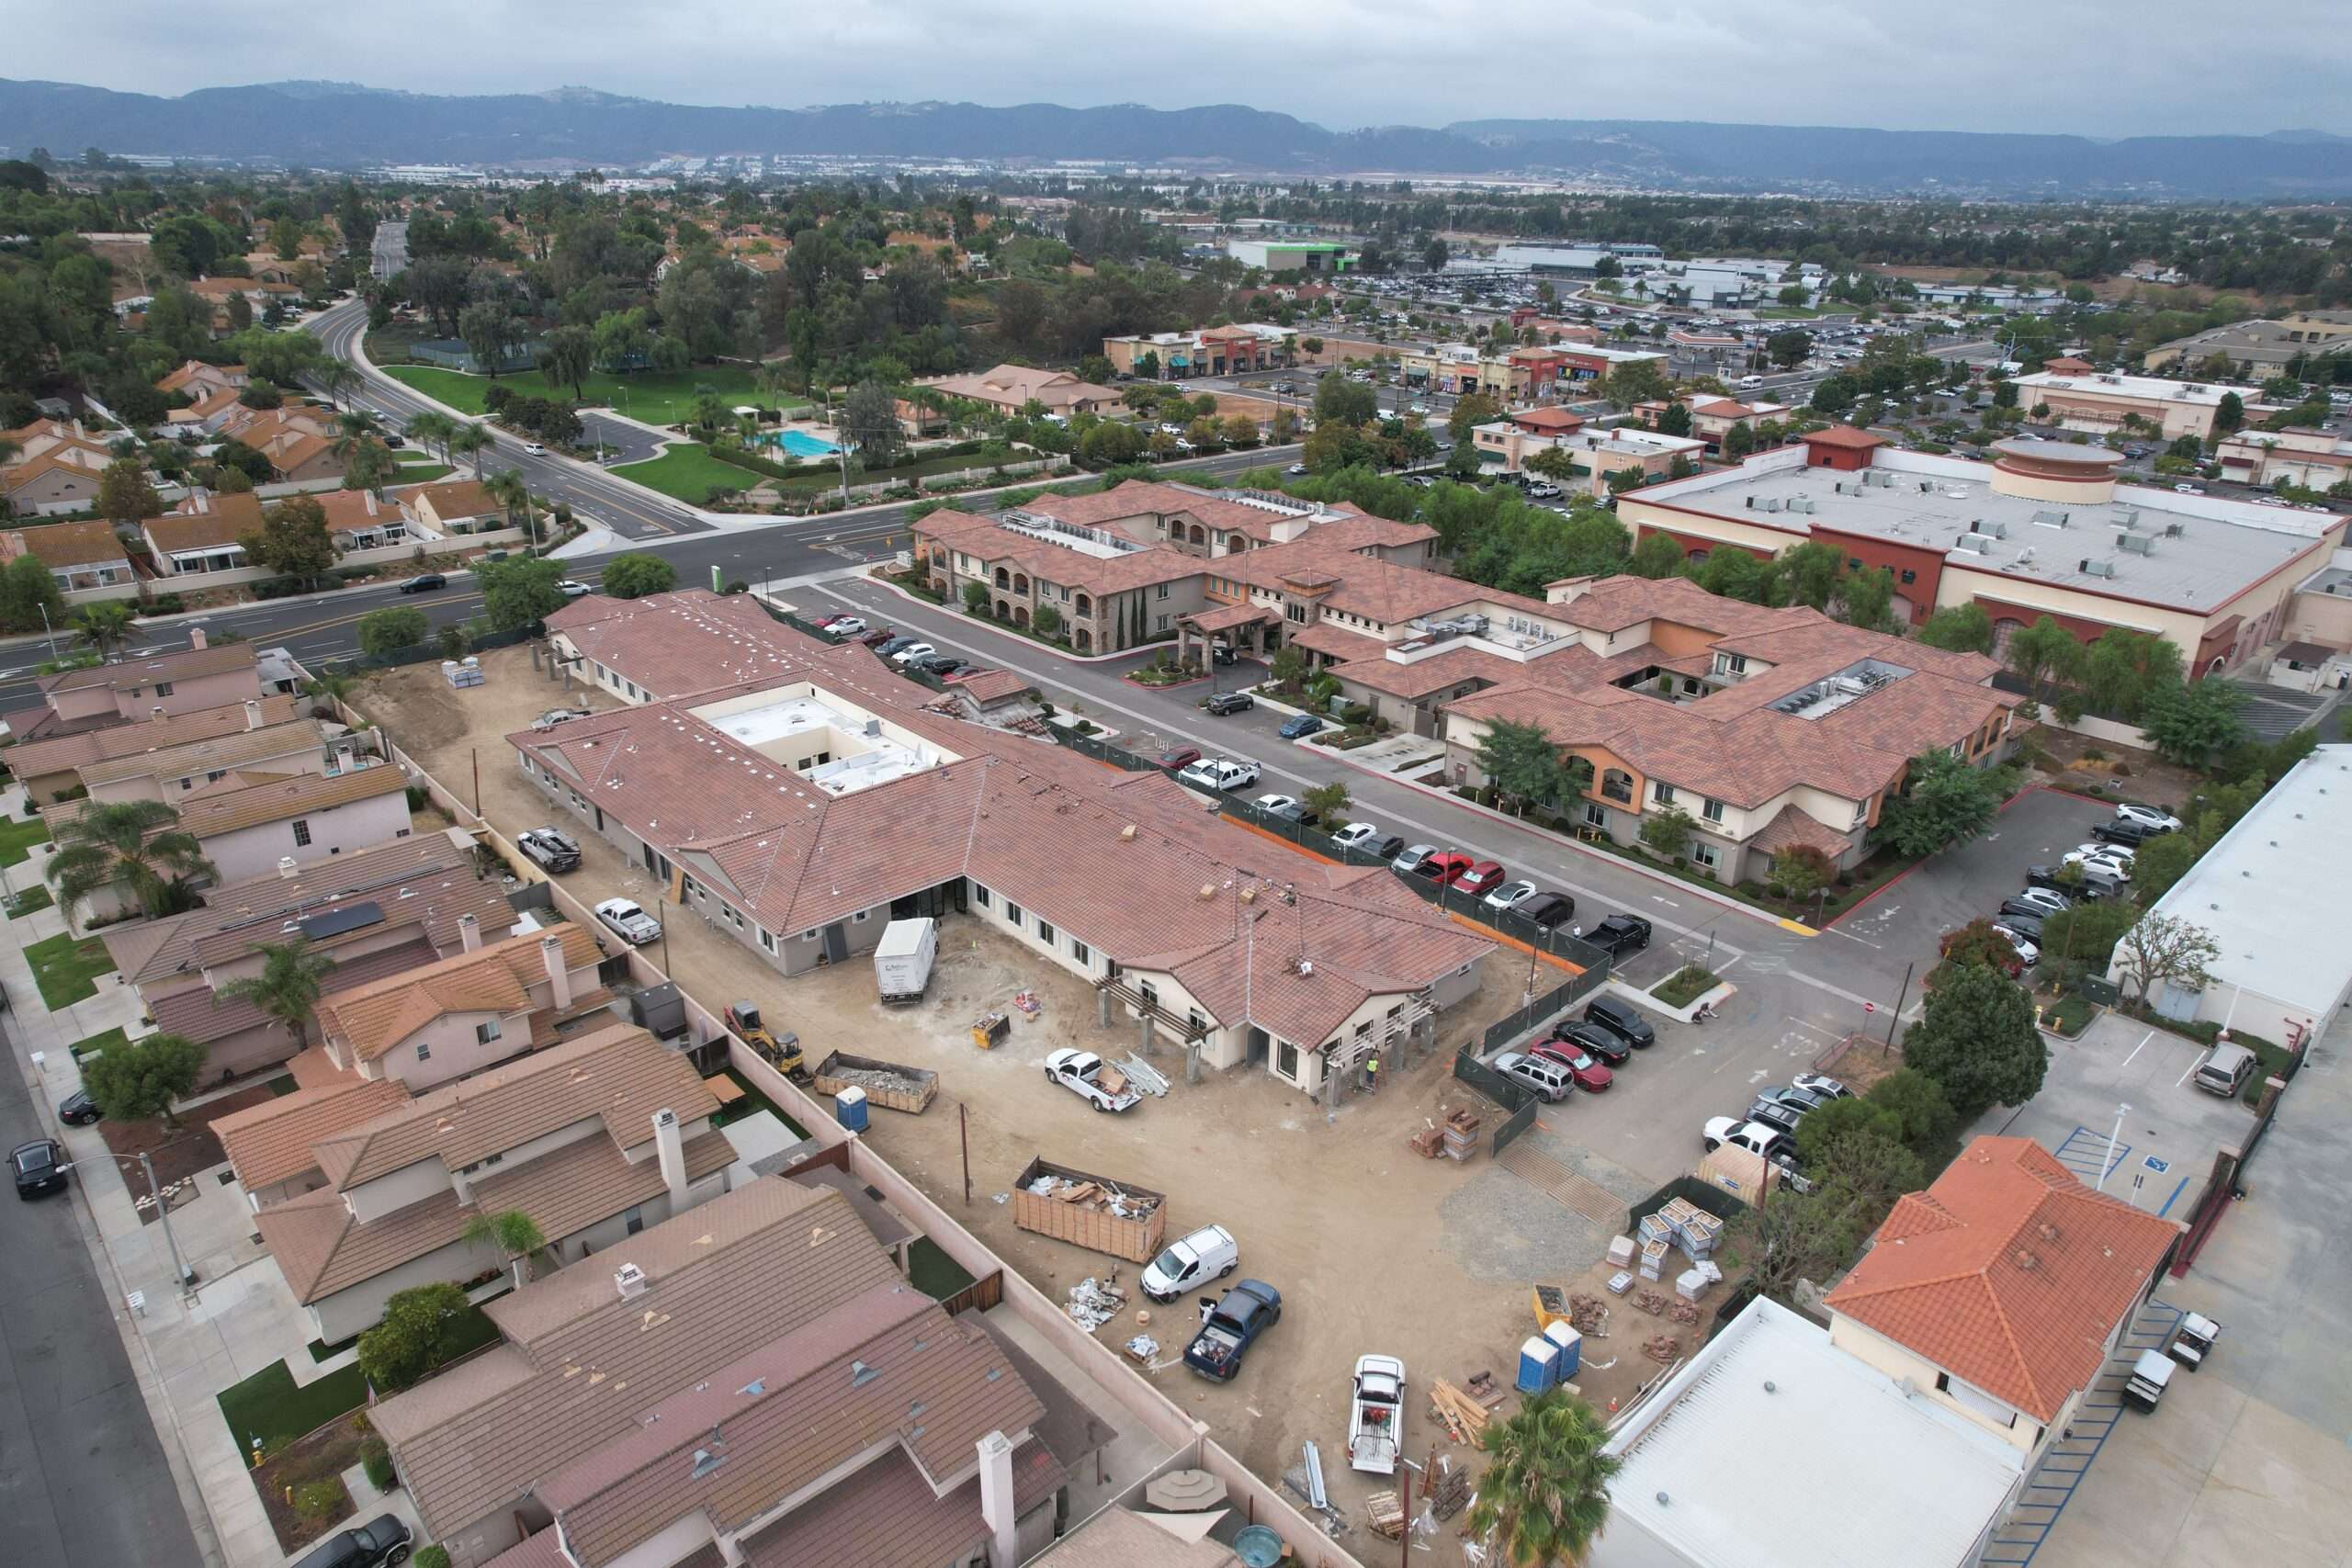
[758, 430, 840, 458]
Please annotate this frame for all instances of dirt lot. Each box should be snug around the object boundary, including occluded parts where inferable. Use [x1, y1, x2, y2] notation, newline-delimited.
[345, 644, 1709, 1556]
[101, 1080, 277, 1224]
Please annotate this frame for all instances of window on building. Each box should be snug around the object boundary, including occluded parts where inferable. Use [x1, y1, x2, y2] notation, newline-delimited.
[1690, 840, 1720, 869]
[759, 928, 775, 953]
[1036, 919, 1057, 945]
[1702, 797, 1725, 823]
[1654, 783, 1677, 806]
[1584, 802, 1607, 829]
[1071, 939, 1091, 966]
[476, 1020, 503, 1045]
[1276, 1038, 1299, 1078]
[1157, 583, 1170, 599]
[625, 1206, 645, 1235]
[1285, 602, 1308, 624]
[1157, 615, 1170, 632]
[801, 930, 819, 942]
[973, 884, 990, 908]
[1005, 902, 1023, 928]
[415, 1042, 431, 1061]
[851, 909, 868, 923]
[292, 819, 312, 847]
[1899, 569, 1917, 585]
[1139, 979, 1159, 1011]
[154, 682, 174, 697]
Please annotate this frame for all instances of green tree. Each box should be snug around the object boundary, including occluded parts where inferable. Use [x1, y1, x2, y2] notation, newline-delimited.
[356, 606, 429, 659]
[1864, 1068, 1959, 1158]
[1882, 750, 2002, 860]
[961, 579, 992, 615]
[840, 378, 907, 467]
[1917, 603, 1995, 654]
[542, 323, 594, 400]
[79, 1032, 208, 1128]
[1639, 806, 1698, 859]
[1793, 1095, 1903, 1166]
[1657, 399, 1694, 436]
[1475, 717, 1572, 813]
[2036, 898, 2139, 979]
[46, 797, 218, 921]
[1303, 779, 1351, 822]
[1765, 328, 1814, 370]
[96, 458, 161, 526]
[341, 436, 399, 499]
[1722, 421, 1757, 459]
[1268, 644, 1308, 694]
[0, 551, 65, 634]
[2080, 629, 2184, 722]
[1768, 844, 1835, 908]
[1221, 413, 1261, 449]
[463, 1209, 548, 1290]
[404, 410, 458, 465]
[1830, 565, 1898, 632]
[1466, 1389, 1619, 1568]
[2005, 615, 2083, 712]
[601, 553, 677, 599]
[484, 469, 537, 547]
[475, 556, 570, 632]
[1448, 392, 1503, 442]
[69, 602, 136, 660]
[1735, 1158, 1868, 1304]
[2140, 678, 2247, 768]
[1628, 531, 1685, 579]
[1032, 604, 1064, 640]
[446, 423, 492, 479]
[356, 1280, 474, 1393]
[2110, 912, 2221, 1010]
[458, 299, 523, 379]
[1313, 372, 1377, 427]
[2213, 391, 2245, 435]
[240, 495, 339, 588]
[213, 937, 339, 1058]
[1600, 358, 1669, 409]
[1902, 962, 2048, 1118]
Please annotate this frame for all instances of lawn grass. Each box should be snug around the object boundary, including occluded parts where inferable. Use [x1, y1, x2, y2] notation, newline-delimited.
[772, 448, 1007, 494]
[379, 362, 801, 424]
[216, 1359, 371, 1458]
[608, 442, 758, 503]
[393, 460, 454, 482]
[25, 931, 113, 1008]
[909, 1236, 978, 1301]
[7, 883, 52, 916]
[1652, 964, 1722, 1009]
[68, 1025, 128, 1061]
[2041, 994, 2095, 1038]
[0, 814, 51, 866]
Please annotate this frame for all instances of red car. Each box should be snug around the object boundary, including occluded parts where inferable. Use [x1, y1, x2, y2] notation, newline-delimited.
[1158, 746, 1203, 773]
[1452, 859, 1509, 897]
[854, 626, 897, 647]
[809, 612, 851, 628]
[1417, 851, 1476, 886]
[1528, 1042, 1613, 1091]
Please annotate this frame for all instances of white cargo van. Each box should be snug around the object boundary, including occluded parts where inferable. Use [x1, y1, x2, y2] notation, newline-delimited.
[874, 917, 938, 1004]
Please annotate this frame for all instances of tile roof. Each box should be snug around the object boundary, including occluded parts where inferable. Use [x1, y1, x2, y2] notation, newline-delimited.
[308, 1020, 710, 1189]
[1747, 803, 1855, 859]
[79, 718, 326, 786]
[916, 510, 1206, 595]
[7, 694, 303, 784]
[40, 640, 259, 695]
[11, 518, 126, 568]
[153, 937, 440, 1046]
[739, 1435, 1065, 1568]
[467, 1123, 733, 1250]
[1803, 424, 1891, 450]
[1825, 1136, 2183, 1421]
[254, 1180, 479, 1303]
[174, 761, 409, 840]
[410, 479, 497, 519]
[213, 1077, 413, 1191]
[312, 923, 604, 1066]
[153, 491, 264, 549]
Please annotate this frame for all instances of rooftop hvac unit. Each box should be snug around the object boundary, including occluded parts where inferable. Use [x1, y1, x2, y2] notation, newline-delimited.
[2032, 510, 2071, 529]
[2114, 507, 2141, 529]
[1833, 480, 1850, 494]
[1763, 498, 1782, 513]
[1919, 480, 1934, 492]
[2164, 522, 2186, 537]
[2079, 558, 2119, 579]
[1953, 535, 1992, 555]
[2116, 533, 2155, 555]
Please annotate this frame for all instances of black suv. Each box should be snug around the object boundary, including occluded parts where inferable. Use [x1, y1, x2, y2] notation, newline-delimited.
[1583, 914, 1653, 957]
[1550, 1020, 1631, 1066]
[2092, 818, 2156, 848]
[11, 1138, 72, 1199]
[1582, 994, 1657, 1050]
[1204, 691, 1254, 716]
[1516, 892, 1577, 930]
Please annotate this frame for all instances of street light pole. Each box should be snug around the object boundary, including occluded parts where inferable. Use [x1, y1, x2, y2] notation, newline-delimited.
[2097, 1101, 2130, 1193]
[38, 600, 58, 664]
[124, 1151, 194, 1291]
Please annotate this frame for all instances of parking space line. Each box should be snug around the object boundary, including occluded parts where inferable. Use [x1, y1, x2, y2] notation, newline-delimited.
[2157, 1175, 2191, 1217]
[2176, 1046, 2212, 1088]
[2120, 1030, 2154, 1069]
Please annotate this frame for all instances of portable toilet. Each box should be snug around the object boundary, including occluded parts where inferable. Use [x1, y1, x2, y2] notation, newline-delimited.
[834, 1085, 870, 1133]
[1543, 1320, 1583, 1382]
[1516, 1335, 1560, 1395]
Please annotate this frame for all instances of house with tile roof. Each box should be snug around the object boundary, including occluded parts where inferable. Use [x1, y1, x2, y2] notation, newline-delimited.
[371, 1174, 1086, 1568]
[404, 479, 504, 537]
[314, 922, 612, 1092]
[80, 712, 357, 807]
[145, 490, 263, 575]
[253, 1021, 734, 1342]
[169, 761, 415, 882]
[7, 692, 305, 803]
[920, 363, 1121, 417]
[28, 631, 263, 739]
[521, 591, 1491, 1098]
[0, 516, 135, 584]
[1824, 1136, 2182, 1461]
[154, 359, 249, 402]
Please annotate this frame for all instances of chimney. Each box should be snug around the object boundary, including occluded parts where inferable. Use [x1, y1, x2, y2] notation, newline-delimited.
[614, 1262, 648, 1301]
[458, 912, 481, 952]
[541, 933, 572, 1010]
[652, 1108, 687, 1209]
[188, 626, 207, 650]
[977, 1431, 1019, 1567]
[277, 856, 299, 879]
[363, 491, 378, 517]
[243, 699, 263, 731]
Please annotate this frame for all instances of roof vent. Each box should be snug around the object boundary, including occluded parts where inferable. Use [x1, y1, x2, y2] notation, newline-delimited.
[2038, 1222, 2063, 1244]
[2014, 1249, 2040, 1271]
[690, 1443, 727, 1480]
[1119, 824, 1136, 840]
[2079, 558, 2118, 579]
[2116, 533, 2154, 555]
[1198, 883, 1217, 900]
[615, 1263, 649, 1300]
[850, 1360, 881, 1388]
[1762, 1380, 1777, 1393]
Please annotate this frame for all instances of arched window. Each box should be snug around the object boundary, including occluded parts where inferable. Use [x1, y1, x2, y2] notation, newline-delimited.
[1074, 593, 1092, 616]
[1600, 769, 1635, 805]
[993, 567, 1010, 589]
[1012, 573, 1030, 594]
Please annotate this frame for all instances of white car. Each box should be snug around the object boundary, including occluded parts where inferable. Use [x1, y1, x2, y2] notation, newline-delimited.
[2064, 848, 2134, 880]
[558, 580, 591, 599]
[890, 642, 937, 665]
[1482, 878, 1540, 912]
[1330, 821, 1383, 849]
[2114, 802, 2183, 832]
[1789, 1072, 1852, 1100]
[826, 615, 867, 637]
[2007, 886, 2071, 919]
[2174, 482, 2204, 494]
[594, 897, 662, 944]
[1991, 925, 2041, 964]
[1702, 1117, 1793, 1166]
[1179, 757, 1260, 792]
[2070, 840, 2136, 865]
[1286, 463, 1309, 476]
[1044, 1049, 1141, 1112]
[525, 442, 548, 455]
[1141, 1223, 1238, 1303]
[1253, 793, 1300, 815]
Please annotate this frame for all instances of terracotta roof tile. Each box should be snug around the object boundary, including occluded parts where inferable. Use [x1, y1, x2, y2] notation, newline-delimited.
[40, 640, 259, 695]
[214, 1077, 413, 1190]
[254, 1181, 480, 1303]
[313, 923, 603, 1066]
[79, 718, 326, 787]
[9, 518, 125, 568]
[175, 762, 408, 840]
[467, 1124, 732, 1249]
[153, 937, 439, 1046]
[8, 694, 302, 785]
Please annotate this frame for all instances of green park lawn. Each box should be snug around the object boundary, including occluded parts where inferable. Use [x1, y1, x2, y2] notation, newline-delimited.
[607, 443, 757, 504]
[393, 460, 454, 482]
[25, 932, 113, 1009]
[379, 362, 802, 425]
[0, 815, 51, 866]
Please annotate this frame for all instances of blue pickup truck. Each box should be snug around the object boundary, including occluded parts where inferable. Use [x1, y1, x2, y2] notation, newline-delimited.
[1184, 1279, 1283, 1381]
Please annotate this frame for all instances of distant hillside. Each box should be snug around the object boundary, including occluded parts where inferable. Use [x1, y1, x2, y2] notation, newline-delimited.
[2, 78, 2348, 197]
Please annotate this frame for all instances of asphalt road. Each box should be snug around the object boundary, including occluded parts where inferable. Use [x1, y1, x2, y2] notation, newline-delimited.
[0, 1028, 205, 1568]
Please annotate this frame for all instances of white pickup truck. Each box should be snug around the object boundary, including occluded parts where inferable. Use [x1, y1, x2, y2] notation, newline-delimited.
[1349, 1354, 1406, 1473]
[1044, 1049, 1142, 1112]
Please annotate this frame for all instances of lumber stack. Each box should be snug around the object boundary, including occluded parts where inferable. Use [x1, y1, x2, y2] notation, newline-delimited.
[1366, 1490, 1406, 1539]
[1429, 1378, 1493, 1444]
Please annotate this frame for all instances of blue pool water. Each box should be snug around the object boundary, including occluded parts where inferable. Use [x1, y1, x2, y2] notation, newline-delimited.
[759, 429, 840, 458]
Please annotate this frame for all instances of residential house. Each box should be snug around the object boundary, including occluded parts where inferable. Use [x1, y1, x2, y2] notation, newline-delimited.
[0, 519, 134, 586]
[2, 416, 119, 469]
[213, 1077, 413, 1207]
[154, 360, 249, 406]
[0, 441, 115, 516]
[251, 1021, 733, 1343]
[1678, 396, 1792, 450]
[404, 479, 504, 537]
[372, 1173, 1084, 1568]
[1824, 1136, 2183, 1465]
[146, 491, 263, 576]
[2142, 317, 2346, 376]
[6, 692, 305, 803]
[29, 633, 264, 739]
[211, 404, 343, 483]
[894, 397, 950, 439]
[918, 365, 1121, 418]
[314, 488, 413, 550]
[169, 762, 415, 880]
[76, 708, 360, 807]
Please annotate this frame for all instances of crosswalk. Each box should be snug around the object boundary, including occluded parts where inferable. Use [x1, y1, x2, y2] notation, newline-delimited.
[1979, 1298, 2185, 1567]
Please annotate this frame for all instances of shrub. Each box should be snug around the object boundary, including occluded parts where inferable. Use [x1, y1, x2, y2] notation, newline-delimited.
[359, 1436, 395, 1492]
[414, 1549, 453, 1568]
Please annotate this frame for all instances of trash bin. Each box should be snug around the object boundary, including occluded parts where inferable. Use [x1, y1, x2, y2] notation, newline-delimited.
[834, 1085, 870, 1133]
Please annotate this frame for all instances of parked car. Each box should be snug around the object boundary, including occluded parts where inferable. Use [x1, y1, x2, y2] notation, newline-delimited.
[1179, 757, 1261, 792]
[1989, 924, 2041, 965]
[1184, 1279, 1283, 1381]
[1349, 1354, 1407, 1475]
[1743, 1099, 1805, 1139]
[2004, 887, 2070, 919]
[1995, 910, 2046, 943]
[2093, 818, 2158, 848]
[11, 1137, 72, 1199]
[826, 615, 868, 637]
[1451, 860, 1509, 897]
[525, 442, 548, 456]
[1493, 1051, 1571, 1102]
[528, 706, 591, 732]
[289, 1511, 413, 1568]
[914, 654, 968, 676]
[56, 1089, 99, 1126]
[1391, 843, 1441, 876]
[1583, 913, 1653, 957]
[854, 626, 898, 647]
[557, 580, 591, 599]
[398, 573, 447, 594]
[1418, 850, 1476, 886]
[1158, 746, 1204, 773]
[1278, 712, 1325, 739]
[594, 897, 662, 945]
[1546, 1020, 1631, 1066]
[2069, 840, 2137, 864]
[889, 643, 937, 665]
[516, 827, 582, 874]
[1254, 792, 1303, 817]
[2114, 801, 2183, 832]
[1702, 1117, 1799, 1172]
[2028, 863, 2108, 898]
[1530, 1040, 1615, 1091]
[1142, 1224, 1239, 1303]
[1204, 691, 1255, 716]
[1789, 1073, 1852, 1100]
[1515, 892, 1577, 930]
[876, 635, 922, 658]
[1482, 878, 1541, 913]
[1044, 1049, 1142, 1112]
[1757, 1083, 1834, 1115]
[1582, 995, 1657, 1051]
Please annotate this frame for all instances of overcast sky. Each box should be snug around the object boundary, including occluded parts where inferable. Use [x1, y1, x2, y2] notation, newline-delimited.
[10, 0, 2349, 139]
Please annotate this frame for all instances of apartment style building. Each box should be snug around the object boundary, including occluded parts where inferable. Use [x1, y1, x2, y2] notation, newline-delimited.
[1102, 323, 1295, 378]
[523, 590, 1491, 1099]
[1618, 430, 2347, 672]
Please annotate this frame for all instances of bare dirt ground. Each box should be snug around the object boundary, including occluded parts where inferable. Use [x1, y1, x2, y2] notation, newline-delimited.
[355, 643, 618, 784]
[2025, 724, 2203, 813]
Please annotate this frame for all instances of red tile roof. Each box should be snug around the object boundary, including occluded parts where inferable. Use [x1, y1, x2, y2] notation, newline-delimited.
[1803, 424, 1892, 451]
[1826, 1136, 2182, 1421]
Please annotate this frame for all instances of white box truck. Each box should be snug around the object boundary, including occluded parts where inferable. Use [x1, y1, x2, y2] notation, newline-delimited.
[874, 918, 938, 1004]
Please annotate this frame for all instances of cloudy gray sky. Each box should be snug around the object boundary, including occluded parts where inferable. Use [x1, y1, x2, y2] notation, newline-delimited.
[8, 0, 2348, 138]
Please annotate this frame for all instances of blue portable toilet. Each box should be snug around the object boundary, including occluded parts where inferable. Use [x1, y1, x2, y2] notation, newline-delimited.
[1516, 1335, 1560, 1394]
[1544, 1320, 1583, 1382]
[834, 1084, 870, 1133]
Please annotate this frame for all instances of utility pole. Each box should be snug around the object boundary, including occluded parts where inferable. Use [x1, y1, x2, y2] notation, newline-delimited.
[1885, 960, 1914, 1052]
[127, 1152, 194, 1292]
[2098, 1102, 2130, 1193]
[960, 1101, 972, 1206]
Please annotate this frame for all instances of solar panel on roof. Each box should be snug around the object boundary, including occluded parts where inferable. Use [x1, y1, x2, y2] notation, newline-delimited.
[297, 900, 385, 941]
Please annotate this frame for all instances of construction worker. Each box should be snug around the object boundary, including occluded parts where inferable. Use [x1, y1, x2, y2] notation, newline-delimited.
[1364, 1053, 1380, 1094]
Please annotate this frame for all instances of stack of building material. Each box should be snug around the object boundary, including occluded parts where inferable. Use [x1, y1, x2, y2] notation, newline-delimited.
[1657, 1198, 1724, 1262]
[1366, 1491, 1406, 1539]
[1428, 1379, 1493, 1444]
[1442, 1108, 1481, 1160]
[1606, 1235, 1637, 1269]
[1066, 1275, 1126, 1329]
[1426, 1456, 1471, 1522]
[441, 658, 483, 689]
[1674, 1260, 1724, 1303]
[1638, 1236, 1670, 1281]
[1118, 1054, 1170, 1096]
[1409, 1123, 1445, 1159]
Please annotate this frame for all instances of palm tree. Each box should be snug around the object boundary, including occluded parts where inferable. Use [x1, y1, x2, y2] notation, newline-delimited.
[447, 423, 492, 479]
[316, 360, 357, 411]
[405, 410, 458, 465]
[70, 602, 137, 661]
[463, 1209, 547, 1289]
[330, 409, 384, 463]
[46, 799, 219, 922]
[484, 469, 536, 548]
[1465, 1390, 1620, 1566]
[213, 937, 338, 1059]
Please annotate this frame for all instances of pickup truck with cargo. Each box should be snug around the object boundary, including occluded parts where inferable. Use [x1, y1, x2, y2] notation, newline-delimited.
[1349, 1355, 1406, 1473]
[1184, 1280, 1283, 1382]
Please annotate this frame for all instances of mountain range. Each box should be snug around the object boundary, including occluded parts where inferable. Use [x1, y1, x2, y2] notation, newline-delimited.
[3, 78, 2349, 198]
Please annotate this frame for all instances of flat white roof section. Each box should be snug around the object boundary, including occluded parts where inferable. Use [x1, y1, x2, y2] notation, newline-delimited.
[1599, 1297, 2020, 1568]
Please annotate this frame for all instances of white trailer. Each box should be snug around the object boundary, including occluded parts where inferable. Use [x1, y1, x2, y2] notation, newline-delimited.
[874, 917, 938, 1004]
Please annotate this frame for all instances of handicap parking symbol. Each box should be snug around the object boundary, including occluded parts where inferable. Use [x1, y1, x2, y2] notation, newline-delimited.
[2143, 1155, 2169, 1174]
